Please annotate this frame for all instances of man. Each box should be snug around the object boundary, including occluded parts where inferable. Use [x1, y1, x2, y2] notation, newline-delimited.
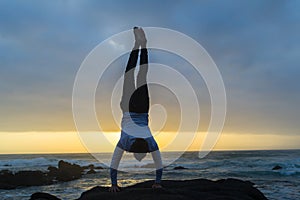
[109, 27, 163, 192]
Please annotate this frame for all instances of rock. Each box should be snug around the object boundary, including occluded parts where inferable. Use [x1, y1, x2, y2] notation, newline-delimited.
[0, 160, 86, 189]
[87, 169, 96, 174]
[30, 192, 61, 200]
[0, 170, 15, 189]
[94, 166, 104, 170]
[82, 165, 90, 170]
[48, 161, 84, 181]
[83, 164, 104, 170]
[272, 165, 282, 170]
[58, 160, 82, 171]
[173, 166, 188, 170]
[0, 170, 13, 179]
[13, 170, 51, 186]
[30, 178, 268, 200]
[56, 160, 83, 181]
[47, 166, 59, 177]
[86, 164, 98, 174]
[89, 164, 95, 169]
[0, 170, 52, 189]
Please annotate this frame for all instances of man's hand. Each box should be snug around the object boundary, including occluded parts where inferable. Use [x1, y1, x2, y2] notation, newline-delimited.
[109, 185, 121, 192]
[152, 183, 162, 189]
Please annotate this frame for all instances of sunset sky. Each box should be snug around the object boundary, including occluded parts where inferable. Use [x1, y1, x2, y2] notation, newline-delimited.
[1, 0, 300, 154]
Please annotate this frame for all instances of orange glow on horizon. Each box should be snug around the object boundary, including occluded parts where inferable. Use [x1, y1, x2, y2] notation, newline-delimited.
[0, 131, 299, 154]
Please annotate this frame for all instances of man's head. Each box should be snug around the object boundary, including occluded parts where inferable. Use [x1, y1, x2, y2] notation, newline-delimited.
[129, 138, 149, 153]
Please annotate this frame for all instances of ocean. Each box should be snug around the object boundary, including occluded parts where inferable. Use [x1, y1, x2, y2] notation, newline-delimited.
[0, 150, 299, 200]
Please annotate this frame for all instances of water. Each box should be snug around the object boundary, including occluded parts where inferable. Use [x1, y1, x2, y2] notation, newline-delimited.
[0, 150, 299, 200]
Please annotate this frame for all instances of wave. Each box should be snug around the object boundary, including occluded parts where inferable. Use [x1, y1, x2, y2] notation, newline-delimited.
[0, 151, 299, 177]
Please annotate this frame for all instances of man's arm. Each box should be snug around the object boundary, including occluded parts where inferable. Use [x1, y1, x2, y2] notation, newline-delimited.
[151, 150, 163, 188]
[109, 147, 124, 192]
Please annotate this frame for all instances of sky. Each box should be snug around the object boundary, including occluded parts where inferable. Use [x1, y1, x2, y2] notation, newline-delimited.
[0, 0, 300, 153]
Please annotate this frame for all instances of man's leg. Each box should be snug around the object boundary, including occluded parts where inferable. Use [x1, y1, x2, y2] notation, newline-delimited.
[133, 47, 149, 113]
[120, 46, 139, 112]
[137, 48, 149, 89]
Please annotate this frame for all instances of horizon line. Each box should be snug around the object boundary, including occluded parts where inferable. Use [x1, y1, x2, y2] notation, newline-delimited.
[1, 148, 299, 155]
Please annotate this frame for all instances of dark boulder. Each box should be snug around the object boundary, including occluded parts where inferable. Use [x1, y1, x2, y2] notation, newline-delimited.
[87, 169, 97, 174]
[0, 170, 51, 189]
[86, 164, 96, 174]
[173, 166, 188, 170]
[272, 165, 282, 170]
[30, 192, 61, 200]
[56, 160, 83, 181]
[13, 170, 51, 186]
[47, 166, 59, 177]
[83, 164, 104, 170]
[31, 178, 269, 200]
[0, 160, 87, 189]
[0, 170, 15, 189]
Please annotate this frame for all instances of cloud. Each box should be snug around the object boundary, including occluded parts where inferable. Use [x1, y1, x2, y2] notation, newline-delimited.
[0, 0, 299, 136]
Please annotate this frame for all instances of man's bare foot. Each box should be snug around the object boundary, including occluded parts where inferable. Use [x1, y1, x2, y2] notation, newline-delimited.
[109, 185, 121, 192]
[138, 27, 147, 48]
[133, 27, 147, 47]
[133, 27, 142, 44]
[152, 183, 163, 189]
[133, 27, 140, 41]
[133, 27, 140, 49]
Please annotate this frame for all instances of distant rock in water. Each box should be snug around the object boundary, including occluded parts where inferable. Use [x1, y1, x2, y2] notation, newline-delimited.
[0, 170, 52, 189]
[56, 160, 83, 181]
[0, 170, 16, 189]
[173, 166, 188, 170]
[0, 160, 103, 189]
[82, 164, 103, 170]
[30, 178, 268, 200]
[47, 166, 59, 177]
[272, 165, 282, 170]
[87, 169, 96, 174]
[86, 164, 96, 174]
[13, 170, 51, 186]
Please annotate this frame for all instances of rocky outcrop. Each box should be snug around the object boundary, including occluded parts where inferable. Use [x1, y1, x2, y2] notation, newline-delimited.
[0, 160, 100, 189]
[0, 169, 51, 189]
[29, 178, 268, 200]
[56, 160, 83, 181]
